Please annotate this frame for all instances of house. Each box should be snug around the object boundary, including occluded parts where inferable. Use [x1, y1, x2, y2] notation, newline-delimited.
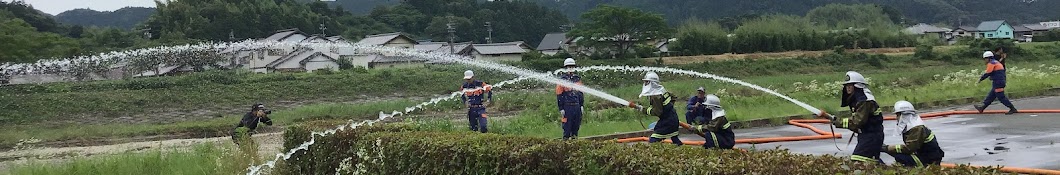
[536, 33, 567, 55]
[264, 48, 340, 72]
[461, 41, 529, 63]
[354, 32, 417, 49]
[654, 38, 677, 56]
[1013, 25, 1033, 41]
[343, 32, 421, 69]
[905, 23, 951, 39]
[952, 26, 979, 38]
[226, 28, 347, 73]
[976, 20, 1015, 39]
[414, 41, 472, 54]
[1023, 24, 1051, 35]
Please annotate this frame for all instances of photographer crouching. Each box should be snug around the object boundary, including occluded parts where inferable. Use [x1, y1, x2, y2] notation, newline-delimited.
[233, 103, 273, 144]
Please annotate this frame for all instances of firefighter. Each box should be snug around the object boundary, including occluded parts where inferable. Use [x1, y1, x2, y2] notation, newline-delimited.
[883, 101, 945, 167]
[557, 58, 585, 140]
[233, 103, 273, 144]
[697, 94, 735, 149]
[686, 87, 709, 125]
[974, 51, 1018, 115]
[461, 70, 493, 133]
[627, 72, 682, 145]
[833, 71, 885, 164]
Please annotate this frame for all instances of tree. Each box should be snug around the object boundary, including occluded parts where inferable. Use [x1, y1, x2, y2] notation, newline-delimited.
[805, 4, 894, 29]
[424, 16, 472, 42]
[671, 19, 729, 56]
[569, 5, 669, 59]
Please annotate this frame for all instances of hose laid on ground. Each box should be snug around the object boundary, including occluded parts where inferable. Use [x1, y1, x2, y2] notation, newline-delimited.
[615, 109, 1060, 175]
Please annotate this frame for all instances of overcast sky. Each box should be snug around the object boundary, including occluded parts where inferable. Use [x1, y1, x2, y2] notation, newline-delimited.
[11, 0, 157, 15]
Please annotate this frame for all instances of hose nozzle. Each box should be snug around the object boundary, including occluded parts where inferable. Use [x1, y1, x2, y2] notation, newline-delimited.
[817, 110, 835, 120]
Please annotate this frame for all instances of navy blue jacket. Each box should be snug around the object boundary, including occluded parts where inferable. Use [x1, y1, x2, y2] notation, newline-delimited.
[556, 73, 585, 110]
[461, 80, 493, 106]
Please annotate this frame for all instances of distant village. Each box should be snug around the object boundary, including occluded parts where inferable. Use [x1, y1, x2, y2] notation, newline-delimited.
[904, 20, 1060, 43]
[3, 19, 1059, 85]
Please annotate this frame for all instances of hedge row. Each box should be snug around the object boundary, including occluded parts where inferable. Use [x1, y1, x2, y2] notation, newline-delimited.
[280, 123, 1003, 175]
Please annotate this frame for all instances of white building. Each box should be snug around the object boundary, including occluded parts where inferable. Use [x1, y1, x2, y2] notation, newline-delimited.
[223, 28, 347, 73]
[461, 41, 530, 63]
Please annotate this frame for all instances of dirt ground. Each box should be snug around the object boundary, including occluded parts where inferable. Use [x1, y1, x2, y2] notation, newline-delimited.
[0, 132, 284, 172]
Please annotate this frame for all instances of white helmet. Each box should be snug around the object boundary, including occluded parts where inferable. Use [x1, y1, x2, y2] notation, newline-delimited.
[704, 94, 721, 108]
[894, 101, 916, 114]
[982, 51, 994, 58]
[844, 71, 868, 88]
[463, 70, 474, 79]
[563, 58, 577, 67]
[642, 72, 660, 82]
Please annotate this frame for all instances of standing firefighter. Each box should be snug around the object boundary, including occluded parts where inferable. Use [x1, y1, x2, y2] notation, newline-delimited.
[557, 58, 585, 140]
[686, 87, 709, 125]
[461, 70, 493, 133]
[233, 104, 273, 143]
[627, 72, 682, 145]
[974, 51, 1018, 115]
[883, 101, 945, 167]
[697, 94, 735, 149]
[833, 71, 885, 163]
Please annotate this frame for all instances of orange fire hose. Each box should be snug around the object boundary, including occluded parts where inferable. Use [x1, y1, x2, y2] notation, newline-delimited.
[615, 109, 1060, 174]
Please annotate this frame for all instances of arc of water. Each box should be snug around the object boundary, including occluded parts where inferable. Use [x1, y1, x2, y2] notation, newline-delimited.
[246, 65, 825, 175]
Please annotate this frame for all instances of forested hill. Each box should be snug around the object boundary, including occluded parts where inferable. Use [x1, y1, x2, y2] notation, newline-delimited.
[55, 7, 155, 30]
[528, 0, 1059, 25]
[327, 0, 1059, 26]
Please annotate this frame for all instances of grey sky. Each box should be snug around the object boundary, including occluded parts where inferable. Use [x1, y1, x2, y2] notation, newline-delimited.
[12, 0, 157, 15]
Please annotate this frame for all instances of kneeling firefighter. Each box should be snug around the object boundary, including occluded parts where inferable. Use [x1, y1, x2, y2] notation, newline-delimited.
[627, 72, 682, 145]
[883, 101, 945, 167]
[697, 94, 735, 149]
[833, 71, 885, 163]
[233, 103, 273, 143]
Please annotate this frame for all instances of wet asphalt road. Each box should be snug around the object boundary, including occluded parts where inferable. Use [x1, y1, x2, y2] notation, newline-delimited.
[679, 96, 1060, 169]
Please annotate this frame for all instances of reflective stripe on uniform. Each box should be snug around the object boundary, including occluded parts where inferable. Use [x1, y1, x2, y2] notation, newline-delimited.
[850, 155, 876, 162]
[722, 122, 731, 129]
[644, 106, 654, 115]
[709, 132, 719, 147]
[841, 118, 850, 128]
[924, 133, 936, 143]
[911, 155, 924, 167]
[895, 145, 903, 153]
[648, 132, 682, 138]
[662, 95, 673, 106]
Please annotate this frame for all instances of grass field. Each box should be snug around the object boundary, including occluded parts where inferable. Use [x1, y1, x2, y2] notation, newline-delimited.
[2, 42, 1057, 148]
[424, 59, 1060, 138]
[3, 42, 1058, 175]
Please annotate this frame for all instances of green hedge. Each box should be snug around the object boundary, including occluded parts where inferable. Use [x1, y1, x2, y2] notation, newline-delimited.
[281, 123, 1003, 175]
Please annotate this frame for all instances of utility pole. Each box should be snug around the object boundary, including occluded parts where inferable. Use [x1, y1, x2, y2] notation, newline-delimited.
[485, 22, 493, 44]
[319, 19, 328, 36]
[447, 18, 456, 54]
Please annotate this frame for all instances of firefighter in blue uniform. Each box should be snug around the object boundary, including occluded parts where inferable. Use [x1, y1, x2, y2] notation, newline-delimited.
[832, 71, 885, 164]
[696, 94, 735, 149]
[627, 72, 682, 145]
[883, 101, 945, 167]
[686, 87, 709, 125]
[557, 58, 585, 140]
[461, 70, 492, 133]
[974, 51, 1018, 115]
